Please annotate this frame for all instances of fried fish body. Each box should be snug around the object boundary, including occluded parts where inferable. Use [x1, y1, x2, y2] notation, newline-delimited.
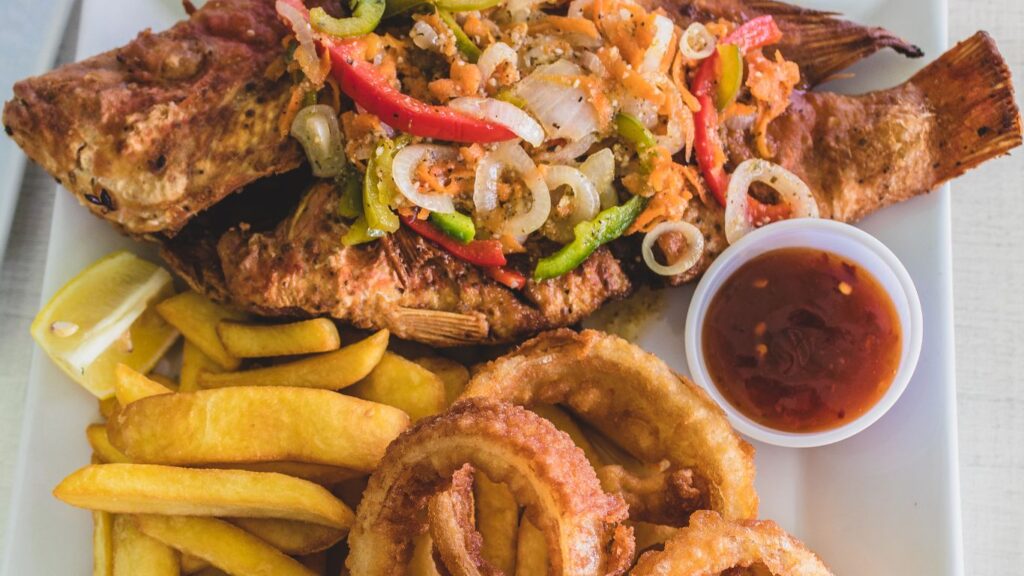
[2, 0, 302, 236]
[659, 31, 1023, 285]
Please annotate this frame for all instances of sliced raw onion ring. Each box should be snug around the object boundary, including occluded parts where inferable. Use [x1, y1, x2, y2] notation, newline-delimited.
[392, 144, 458, 214]
[474, 142, 551, 236]
[567, 0, 591, 18]
[543, 165, 600, 242]
[276, 0, 327, 85]
[477, 42, 517, 82]
[290, 104, 346, 178]
[449, 97, 544, 147]
[579, 148, 617, 209]
[642, 221, 705, 276]
[640, 15, 676, 75]
[680, 22, 717, 61]
[725, 159, 819, 244]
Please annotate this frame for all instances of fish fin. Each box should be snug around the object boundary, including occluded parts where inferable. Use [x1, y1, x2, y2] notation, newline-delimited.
[744, 0, 923, 88]
[910, 31, 1022, 187]
[388, 307, 490, 347]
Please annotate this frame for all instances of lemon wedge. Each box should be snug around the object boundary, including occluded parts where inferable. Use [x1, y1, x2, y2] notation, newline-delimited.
[31, 251, 180, 399]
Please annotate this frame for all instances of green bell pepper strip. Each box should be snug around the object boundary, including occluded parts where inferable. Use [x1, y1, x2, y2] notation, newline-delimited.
[437, 9, 481, 63]
[436, 0, 502, 11]
[534, 195, 647, 281]
[336, 171, 363, 219]
[363, 141, 401, 234]
[342, 216, 386, 246]
[310, 0, 386, 38]
[714, 43, 743, 110]
[614, 112, 658, 170]
[429, 211, 476, 243]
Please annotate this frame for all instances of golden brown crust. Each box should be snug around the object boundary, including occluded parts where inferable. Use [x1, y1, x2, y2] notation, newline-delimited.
[462, 329, 759, 523]
[346, 398, 634, 576]
[633, 511, 834, 575]
[2, 0, 302, 236]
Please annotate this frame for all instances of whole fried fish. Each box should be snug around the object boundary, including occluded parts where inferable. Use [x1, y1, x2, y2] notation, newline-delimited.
[3, 0, 916, 238]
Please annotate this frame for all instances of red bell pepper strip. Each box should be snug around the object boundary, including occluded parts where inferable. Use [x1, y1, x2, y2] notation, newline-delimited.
[484, 266, 527, 290]
[692, 16, 789, 223]
[276, 0, 517, 143]
[402, 215, 508, 267]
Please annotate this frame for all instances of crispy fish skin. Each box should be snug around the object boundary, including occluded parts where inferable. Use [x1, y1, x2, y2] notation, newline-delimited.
[2, 0, 302, 236]
[163, 182, 632, 346]
[661, 31, 1023, 285]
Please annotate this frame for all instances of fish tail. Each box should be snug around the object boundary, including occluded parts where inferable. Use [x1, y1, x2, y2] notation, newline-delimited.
[744, 0, 923, 88]
[910, 32, 1022, 186]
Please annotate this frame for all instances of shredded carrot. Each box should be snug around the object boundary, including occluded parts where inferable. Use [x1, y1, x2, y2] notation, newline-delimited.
[671, 53, 702, 113]
[264, 56, 287, 80]
[597, 47, 663, 105]
[324, 77, 342, 114]
[530, 16, 601, 40]
[746, 49, 800, 158]
[279, 84, 308, 138]
[451, 61, 482, 95]
[462, 15, 493, 44]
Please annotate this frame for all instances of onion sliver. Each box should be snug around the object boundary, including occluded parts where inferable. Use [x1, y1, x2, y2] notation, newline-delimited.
[449, 97, 544, 147]
[474, 142, 551, 236]
[290, 105, 346, 178]
[640, 15, 676, 75]
[579, 148, 617, 209]
[642, 221, 705, 276]
[517, 60, 598, 142]
[276, 1, 326, 84]
[477, 42, 517, 82]
[392, 144, 458, 214]
[567, 0, 591, 18]
[680, 22, 716, 61]
[544, 165, 600, 229]
[725, 159, 819, 244]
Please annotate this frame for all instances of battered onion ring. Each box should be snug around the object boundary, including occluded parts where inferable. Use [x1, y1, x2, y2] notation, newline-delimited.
[462, 329, 758, 524]
[427, 465, 496, 576]
[633, 511, 835, 575]
[346, 397, 635, 576]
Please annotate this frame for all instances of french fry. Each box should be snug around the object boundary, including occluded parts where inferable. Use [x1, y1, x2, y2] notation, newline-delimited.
[114, 364, 173, 406]
[98, 396, 120, 420]
[135, 515, 315, 576]
[109, 387, 409, 472]
[87, 424, 130, 464]
[347, 352, 446, 421]
[156, 291, 246, 370]
[531, 404, 604, 468]
[147, 373, 178, 390]
[54, 464, 355, 529]
[111, 514, 179, 576]
[180, 340, 222, 393]
[413, 356, 470, 407]
[515, 517, 547, 576]
[474, 475, 519, 574]
[93, 511, 113, 576]
[408, 533, 442, 576]
[217, 318, 341, 358]
[210, 461, 363, 486]
[193, 567, 229, 576]
[180, 554, 210, 574]
[231, 517, 344, 555]
[198, 330, 389, 390]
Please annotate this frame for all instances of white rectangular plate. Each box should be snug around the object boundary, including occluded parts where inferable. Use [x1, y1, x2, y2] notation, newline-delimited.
[2, 0, 961, 574]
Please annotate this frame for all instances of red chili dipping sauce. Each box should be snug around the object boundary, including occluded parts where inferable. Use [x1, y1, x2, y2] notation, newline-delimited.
[702, 248, 902, 433]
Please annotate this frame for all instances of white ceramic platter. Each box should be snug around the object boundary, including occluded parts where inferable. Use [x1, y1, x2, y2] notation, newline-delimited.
[2, 0, 960, 573]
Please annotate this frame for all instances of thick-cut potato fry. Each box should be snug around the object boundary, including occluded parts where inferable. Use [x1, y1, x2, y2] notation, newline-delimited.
[87, 424, 130, 464]
[54, 464, 355, 529]
[474, 475, 519, 574]
[181, 554, 210, 574]
[180, 340, 222, 393]
[198, 330, 389, 390]
[413, 357, 469, 406]
[408, 533, 442, 576]
[531, 404, 604, 468]
[230, 517, 345, 555]
[194, 568, 229, 576]
[148, 373, 178, 390]
[111, 514, 179, 576]
[515, 517, 547, 576]
[109, 387, 408, 472]
[210, 461, 363, 486]
[98, 396, 119, 420]
[347, 352, 446, 421]
[156, 291, 245, 370]
[94, 511, 114, 576]
[135, 515, 315, 576]
[114, 364, 173, 405]
[217, 318, 341, 358]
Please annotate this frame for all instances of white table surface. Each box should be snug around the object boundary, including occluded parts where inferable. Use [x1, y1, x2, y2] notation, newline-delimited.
[0, 0, 1021, 573]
